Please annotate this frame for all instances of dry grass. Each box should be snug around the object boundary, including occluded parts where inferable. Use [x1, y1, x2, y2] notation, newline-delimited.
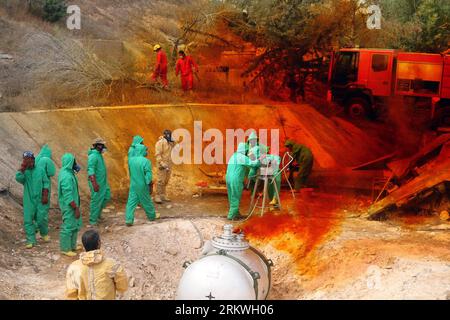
[18, 32, 125, 106]
[0, 0, 259, 110]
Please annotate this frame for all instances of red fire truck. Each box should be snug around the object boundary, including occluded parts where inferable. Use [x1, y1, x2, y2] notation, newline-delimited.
[327, 48, 450, 124]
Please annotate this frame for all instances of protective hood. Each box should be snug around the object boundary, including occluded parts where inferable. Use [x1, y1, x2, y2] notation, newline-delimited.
[88, 148, 99, 156]
[248, 131, 258, 141]
[135, 144, 148, 157]
[80, 249, 104, 266]
[61, 153, 75, 171]
[36, 144, 52, 163]
[237, 142, 247, 154]
[131, 135, 144, 146]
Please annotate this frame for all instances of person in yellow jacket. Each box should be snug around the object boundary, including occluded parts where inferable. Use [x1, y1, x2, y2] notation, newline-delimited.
[154, 129, 177, 204]
[65, 229, 128, 300]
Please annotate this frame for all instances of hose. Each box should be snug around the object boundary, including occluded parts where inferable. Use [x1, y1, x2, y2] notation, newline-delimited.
[242, 192, 262, 222]
[280, 152, 296, 199]
[189, 219, 204, 249]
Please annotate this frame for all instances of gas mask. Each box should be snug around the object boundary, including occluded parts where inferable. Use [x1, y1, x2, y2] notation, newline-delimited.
[73, 161, 81, 174]
[163, 130, 173, 143]
[95, 144, 107, 154]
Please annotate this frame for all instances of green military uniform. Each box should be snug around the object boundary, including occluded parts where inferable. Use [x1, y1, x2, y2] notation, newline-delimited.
[58, 153, 82, 252]
[87, 148, 111, 225]
[285, 139, 313, 190]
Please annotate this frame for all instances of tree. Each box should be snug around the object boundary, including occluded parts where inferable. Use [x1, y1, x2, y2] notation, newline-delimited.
[217, 0, 374, 97]
[380, 0, 450, 52]
[412, 0, 450, 52]
[180, 0, 448, 100]
[42, 0, 67, 23]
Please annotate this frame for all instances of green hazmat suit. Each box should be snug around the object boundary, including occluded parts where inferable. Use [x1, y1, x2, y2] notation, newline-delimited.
[58, 153, 82, 252]
[15, 162, 50, 245]
[128, 135, 144, 180]
[285, 139, 314, 190]
[87, 148, 111, 225]
[35, 144, 56, 237]
[128, 135, 144, 160]
[125, 144, 156, 224]
[246, 132, 268, 189]
[226, 142, 260, 219]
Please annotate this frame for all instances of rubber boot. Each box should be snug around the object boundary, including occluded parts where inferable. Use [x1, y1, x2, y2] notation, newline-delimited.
[62, 251, 77, 257]
[154, 195, 163, 204]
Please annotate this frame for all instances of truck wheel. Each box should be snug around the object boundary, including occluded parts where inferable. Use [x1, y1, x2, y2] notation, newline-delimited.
[346, 97, 370, 119]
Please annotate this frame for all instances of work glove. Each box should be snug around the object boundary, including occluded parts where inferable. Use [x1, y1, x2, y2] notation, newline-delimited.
[41, 189, 49, 205]
[89, 175, 100, 192]
[20, 159, 28, 173]
[70, 201, 81, 219]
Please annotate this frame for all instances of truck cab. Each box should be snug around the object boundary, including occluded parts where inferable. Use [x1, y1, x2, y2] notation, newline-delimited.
[328, 48, 397, 118]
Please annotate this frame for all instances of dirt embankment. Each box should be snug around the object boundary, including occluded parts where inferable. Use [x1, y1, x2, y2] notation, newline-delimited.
[0, 103, 407, 300]
[0, 103, 388, 205]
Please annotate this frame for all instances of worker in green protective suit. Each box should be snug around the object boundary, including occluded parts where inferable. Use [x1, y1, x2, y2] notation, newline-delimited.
[35, 144, 56, 241]
[58, 153, 82, 257]
[266, 154, 282, 207]
[285, 139, 314, 190]
[128, 135, 144, 159]
[128, 135, 144, 180]
[125, 144, 157, 226]
[87, 138, 111, 226]
[15, 151, 50, 249]
[226, 142, 260, 220]
[246, 131, 267, 190]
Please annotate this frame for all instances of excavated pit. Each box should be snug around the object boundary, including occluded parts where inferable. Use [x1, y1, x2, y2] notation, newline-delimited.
[0, 103, 449, 300]
[1, 193, 449, 300]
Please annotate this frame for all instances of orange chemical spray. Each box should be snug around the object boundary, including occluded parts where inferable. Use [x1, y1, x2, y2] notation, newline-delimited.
[238, 193, 350, 275]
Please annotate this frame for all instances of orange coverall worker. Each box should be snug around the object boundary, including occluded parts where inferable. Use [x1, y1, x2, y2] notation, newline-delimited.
[175, 55, 198, 91]
[152, 49, 168, 87]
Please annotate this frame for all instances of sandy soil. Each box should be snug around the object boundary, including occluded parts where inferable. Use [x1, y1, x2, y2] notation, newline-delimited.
[0, 190, 449, 300]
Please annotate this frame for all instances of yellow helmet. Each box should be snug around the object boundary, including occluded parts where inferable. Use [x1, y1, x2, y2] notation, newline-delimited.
[153, 44, 161, 51]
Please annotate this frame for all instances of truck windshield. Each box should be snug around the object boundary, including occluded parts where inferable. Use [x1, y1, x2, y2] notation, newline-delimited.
[331, 51, 359, 85]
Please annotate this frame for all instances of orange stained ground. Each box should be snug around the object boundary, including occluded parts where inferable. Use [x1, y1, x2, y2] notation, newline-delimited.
[238, 193, 351, 275]
[393, 213, 437, 228]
